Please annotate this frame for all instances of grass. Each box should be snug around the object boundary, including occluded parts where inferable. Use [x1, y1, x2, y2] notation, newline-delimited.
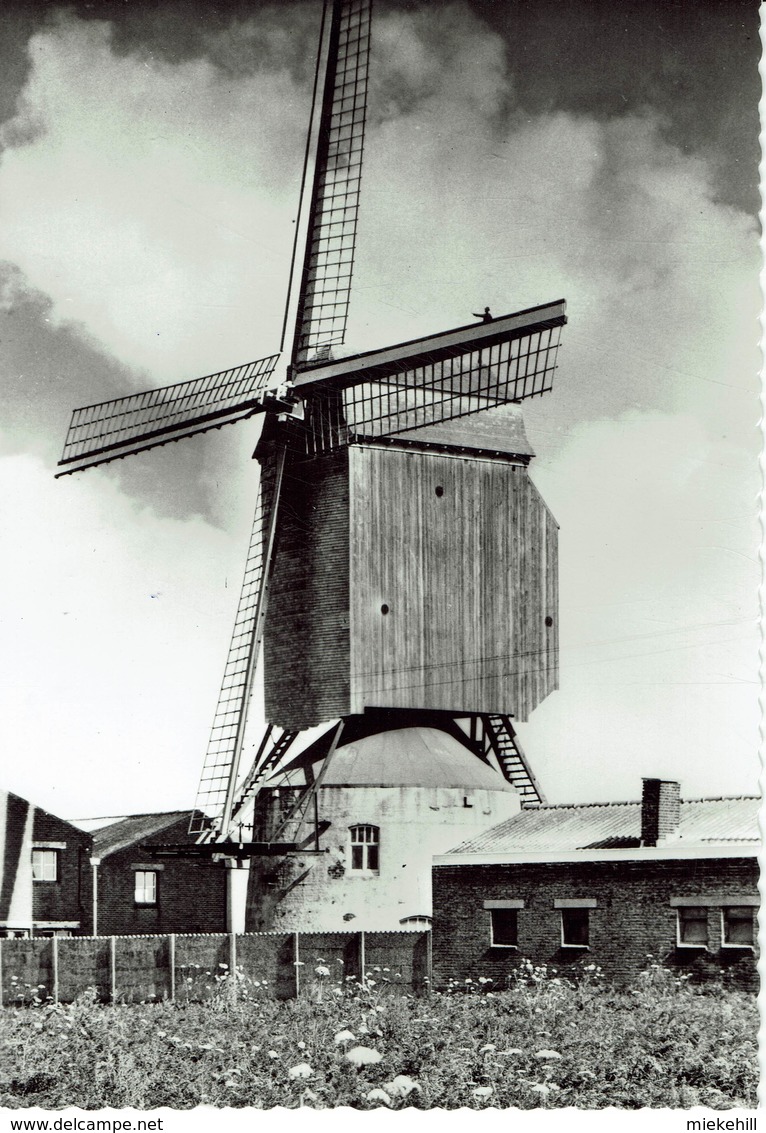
[0, 960, 758, 1110]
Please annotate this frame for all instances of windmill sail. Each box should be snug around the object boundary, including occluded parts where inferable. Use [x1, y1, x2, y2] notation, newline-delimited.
[294, 302, 566, 454]
[189, 449, 286, 835]
[57, 353, 280, 475]
[288, 0, 371, 367]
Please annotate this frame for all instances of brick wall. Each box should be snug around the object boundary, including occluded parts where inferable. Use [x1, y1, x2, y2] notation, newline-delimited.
[432, 857, 758, 989]
[96, 818, 227, 936]
[264, 447, 351, 729]
[32, 805, 92, 934]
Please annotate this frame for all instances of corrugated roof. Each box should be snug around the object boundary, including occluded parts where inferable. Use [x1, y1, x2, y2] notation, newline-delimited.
[389, 402, 535, 458]
[92, 812, 190, 859]
[265, 726, 516, 792]
[449, 795, 760, 854]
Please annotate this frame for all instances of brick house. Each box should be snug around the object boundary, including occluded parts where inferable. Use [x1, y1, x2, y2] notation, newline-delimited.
[432, 779, 759, 988]
[0, 790, 93, 937]
[91, 812, 227, 936]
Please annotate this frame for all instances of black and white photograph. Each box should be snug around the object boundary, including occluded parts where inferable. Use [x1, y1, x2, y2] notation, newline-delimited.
[0, 0, 760, 1122]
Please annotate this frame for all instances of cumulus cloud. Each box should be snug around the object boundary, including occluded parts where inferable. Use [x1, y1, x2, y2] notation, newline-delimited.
[0, 13, 307, 383]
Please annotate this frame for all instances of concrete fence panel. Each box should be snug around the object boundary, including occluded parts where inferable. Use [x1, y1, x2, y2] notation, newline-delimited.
[365, 931, 430, 992]
[57, 937, 110, 1003]
[237, 932, 294, 1000]
[174, 933, 229, 1001]
[114, 936, 172, 1003]
[2, 939, 52, 1004]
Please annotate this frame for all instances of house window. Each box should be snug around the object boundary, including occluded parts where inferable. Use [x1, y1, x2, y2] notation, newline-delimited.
[349, 825, 379, 872]
[484, 899, 523, 947]
[561, 908, 590, 948]
[722, 906, 754, 948]
[32, 849, 58, 882]
[677, 906, 708, 948]
[134, 870, 158, 905]
[490, 908, 518, 947]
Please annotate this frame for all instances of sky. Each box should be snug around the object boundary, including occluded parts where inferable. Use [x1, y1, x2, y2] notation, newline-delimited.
[0, 0, 761, 819]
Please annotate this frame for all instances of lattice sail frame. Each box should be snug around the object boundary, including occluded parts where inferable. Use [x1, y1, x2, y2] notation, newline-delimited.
[291, 0, 371, 366]
[293, 302, 565, 455]
[57, 354, 280, 475]
[188, 454, 285, 834]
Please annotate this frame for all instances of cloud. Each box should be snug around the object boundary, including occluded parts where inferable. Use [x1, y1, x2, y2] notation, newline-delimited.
[0, 13, 307, 383]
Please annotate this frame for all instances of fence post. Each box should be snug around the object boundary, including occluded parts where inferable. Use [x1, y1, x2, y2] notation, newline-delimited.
[0, 938, 4, 1007]
[52, 935, 59, 1004]
[109, 936, 117, 1004]
[294, 932, 300, 998]
[359, 930, 366, 988]
[229, 932, 237, 1004]
[169, 934, 176, 1001]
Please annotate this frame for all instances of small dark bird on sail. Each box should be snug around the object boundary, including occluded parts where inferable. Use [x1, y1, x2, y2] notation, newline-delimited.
[473, 306, 493, 323]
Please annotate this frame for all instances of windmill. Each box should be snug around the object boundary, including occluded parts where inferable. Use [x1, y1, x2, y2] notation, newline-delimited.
[57, 0, 566, 892]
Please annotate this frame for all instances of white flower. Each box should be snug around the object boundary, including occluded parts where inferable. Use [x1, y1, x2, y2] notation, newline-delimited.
[535, 1049, 562, 1060]
[334, 1029, 356, 1044]
[473, 1086, 493, 1098]
[366, 1088, 392, 1106]
[268, 1050, 279, 1059]
[346, 1046, 383, 1067]
[386, 1075, 421, 1098]
[315, 965, 330, 977]
[297, 1040, 306, 1050]
[531, 1083, 550, 1096]
[288, 1063, 313, 1079]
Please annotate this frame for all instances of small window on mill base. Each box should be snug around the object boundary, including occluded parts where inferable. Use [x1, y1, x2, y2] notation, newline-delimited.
[349, 825, 379, 873]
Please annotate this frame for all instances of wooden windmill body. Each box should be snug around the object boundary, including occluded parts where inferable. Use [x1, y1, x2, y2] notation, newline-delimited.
[57, 0, 566, 926]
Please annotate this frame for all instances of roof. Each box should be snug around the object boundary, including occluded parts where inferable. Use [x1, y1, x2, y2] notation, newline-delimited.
[389, 402, 535, 459]
[265, 726, 516, 792]
[446, 795, 761, 856]
[92, 812, 191, 859]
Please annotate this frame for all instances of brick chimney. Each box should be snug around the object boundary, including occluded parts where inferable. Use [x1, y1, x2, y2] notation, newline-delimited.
[641, 778, 681, 846]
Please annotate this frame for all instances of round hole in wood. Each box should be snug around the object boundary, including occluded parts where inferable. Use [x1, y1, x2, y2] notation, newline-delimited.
[381, 604, 390, 615]
[545, 615, 554, 627]
[435, 485, 444, 497]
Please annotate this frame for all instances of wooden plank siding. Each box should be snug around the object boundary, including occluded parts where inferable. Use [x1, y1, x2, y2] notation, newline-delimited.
[348, 445, 558, 720]
[263, 446, 351, 728]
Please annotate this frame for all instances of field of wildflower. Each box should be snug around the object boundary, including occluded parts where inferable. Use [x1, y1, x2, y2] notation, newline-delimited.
[0, 959, 758, 1110]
